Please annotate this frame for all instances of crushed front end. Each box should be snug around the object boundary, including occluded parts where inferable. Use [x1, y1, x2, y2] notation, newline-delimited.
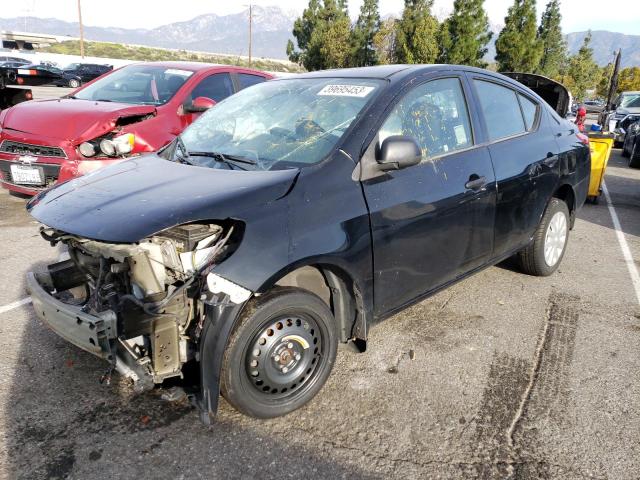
[27, 222, 250, 393]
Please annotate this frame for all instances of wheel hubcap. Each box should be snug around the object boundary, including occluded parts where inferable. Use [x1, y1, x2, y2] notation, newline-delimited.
[544, 211, 567, 267]
[245, 315, 322, 397]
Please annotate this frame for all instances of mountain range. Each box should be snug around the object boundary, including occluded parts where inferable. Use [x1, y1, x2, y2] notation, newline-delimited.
[1, 6, 638, 67]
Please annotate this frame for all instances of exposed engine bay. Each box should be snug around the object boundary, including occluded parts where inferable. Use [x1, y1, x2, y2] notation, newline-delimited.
[30, 222, 250, 391]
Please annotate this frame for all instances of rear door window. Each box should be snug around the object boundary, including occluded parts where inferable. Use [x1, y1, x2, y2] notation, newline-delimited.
[237, 73, 266, 90]
[379, 77, 474, 160]
[191, 73, 234, 102]
[518, 93, 539, 131]
[474, 80, 526, 141]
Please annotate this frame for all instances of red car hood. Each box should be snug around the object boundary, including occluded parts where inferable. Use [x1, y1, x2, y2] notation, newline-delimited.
[2, 98, 156, 144]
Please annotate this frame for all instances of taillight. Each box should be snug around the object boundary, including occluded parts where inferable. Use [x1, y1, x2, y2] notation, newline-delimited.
[576, 132, 589, 145]
[25, 91, 33, 100]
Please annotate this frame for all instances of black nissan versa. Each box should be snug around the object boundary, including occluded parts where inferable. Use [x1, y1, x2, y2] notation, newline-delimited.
[25, 65, 590, 421]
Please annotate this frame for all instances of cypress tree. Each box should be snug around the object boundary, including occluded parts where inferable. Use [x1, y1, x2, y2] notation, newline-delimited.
[565, 32, 599, 101]
[495, 0, 543, 72]
[537, 0, 566, 79]
[351, 0, 381, 67]
[438, 0, 492, 67]
[288, 0, 352, 70]
[287, 0, 322, 67]
[395, 0, 439, 64]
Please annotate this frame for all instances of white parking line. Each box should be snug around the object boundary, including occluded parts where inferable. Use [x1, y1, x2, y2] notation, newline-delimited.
[602, 181, 640, 305]
[0, 297, 32, 314]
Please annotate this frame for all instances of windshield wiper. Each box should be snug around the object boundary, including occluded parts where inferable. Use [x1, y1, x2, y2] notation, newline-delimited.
[187, 151, 257, 169]
[95, 98, 113, 103]
[173, 136, 195, 165]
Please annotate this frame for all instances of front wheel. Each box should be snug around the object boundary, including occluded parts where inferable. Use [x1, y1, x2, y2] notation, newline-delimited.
[517, 198, 570, 276]
[68, 78, 80, 88]
[220, 287, 338, 418]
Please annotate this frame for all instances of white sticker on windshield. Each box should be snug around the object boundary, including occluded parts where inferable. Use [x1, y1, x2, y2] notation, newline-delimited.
[165, 68, 193, 77]
[317, 84, 375, 97]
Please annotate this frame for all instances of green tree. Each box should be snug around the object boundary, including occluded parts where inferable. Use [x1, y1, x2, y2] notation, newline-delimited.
[351, 0, 381, 67]
[438, 0, 492, 67]
[596, 63, 613, 98]
[395, 0, 440, 64]
[373, 18, 398, 64]
[288, 0, 352, 70]
[618, 67, 640, 92]
[287, 0, 322, 67]
[564, 32, 599, 101]
[495, 0, 543, 72]
[536, 0, 566, 79]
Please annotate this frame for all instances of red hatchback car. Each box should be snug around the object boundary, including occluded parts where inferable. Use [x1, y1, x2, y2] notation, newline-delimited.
[0, 62, 272, 195]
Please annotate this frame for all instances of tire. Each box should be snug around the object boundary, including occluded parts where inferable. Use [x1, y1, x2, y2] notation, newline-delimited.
[220, 287, 338, 418]
[517, 198, 570, 277]
[629, 142, 640, 169]
[622, 140, 630, 158]
[68, 78, 80, 88]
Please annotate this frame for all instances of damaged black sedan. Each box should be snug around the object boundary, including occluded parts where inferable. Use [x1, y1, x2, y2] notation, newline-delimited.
[26, 65, 590, 420]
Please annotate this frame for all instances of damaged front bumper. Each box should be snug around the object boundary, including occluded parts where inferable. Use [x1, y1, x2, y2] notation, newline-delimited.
[27, 271, 117, 360]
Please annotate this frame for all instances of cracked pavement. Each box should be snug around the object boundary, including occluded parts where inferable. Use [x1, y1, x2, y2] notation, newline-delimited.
[0, 123, 639, 478]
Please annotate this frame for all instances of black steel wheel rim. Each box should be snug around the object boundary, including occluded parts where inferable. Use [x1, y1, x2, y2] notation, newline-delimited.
[244, 313, 323, 399]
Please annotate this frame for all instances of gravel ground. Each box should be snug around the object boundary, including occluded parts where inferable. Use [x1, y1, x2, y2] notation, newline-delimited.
[0, 94, 638, 479]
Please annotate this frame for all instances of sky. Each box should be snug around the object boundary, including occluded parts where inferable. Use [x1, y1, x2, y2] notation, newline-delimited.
[7, 0, 640, 35]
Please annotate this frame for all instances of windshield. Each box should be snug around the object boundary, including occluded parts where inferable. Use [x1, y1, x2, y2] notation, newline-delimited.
[73, 65, 194, 105]
[177, 77, 384, 171]
[620, 94, 640, 108]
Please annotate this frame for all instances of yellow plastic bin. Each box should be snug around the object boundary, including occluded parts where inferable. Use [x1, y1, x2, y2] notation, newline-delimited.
[587, 132, 615, 204]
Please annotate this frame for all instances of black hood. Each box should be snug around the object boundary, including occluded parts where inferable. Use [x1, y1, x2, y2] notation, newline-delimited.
[27, 154, 298, 242]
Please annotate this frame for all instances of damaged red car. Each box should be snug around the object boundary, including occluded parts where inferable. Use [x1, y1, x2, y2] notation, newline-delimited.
[0, 62, 272, 195]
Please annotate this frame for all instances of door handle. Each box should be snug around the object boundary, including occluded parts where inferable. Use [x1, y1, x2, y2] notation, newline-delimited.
[465, 175, 487, 191]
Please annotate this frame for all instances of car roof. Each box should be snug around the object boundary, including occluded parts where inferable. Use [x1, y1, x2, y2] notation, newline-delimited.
[123, 61, 265, 74]
[275, 64, 522, 85]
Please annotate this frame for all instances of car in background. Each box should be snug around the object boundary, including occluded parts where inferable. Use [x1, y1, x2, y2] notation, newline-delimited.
[583, 100, 604, 114]
[0, 59, 30, 69]
[63, 63, 113, 84]
[599, 91, 640, 146]
[622, 120, 640, 167]
[0, 62, 272, 195]
[0, 55, 29, 64]
[25, 65, 589, 420]
[15, 64, 83, 88]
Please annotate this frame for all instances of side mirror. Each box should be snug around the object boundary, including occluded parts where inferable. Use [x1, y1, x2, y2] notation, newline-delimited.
[376, 135, 422, 171]
[184, 96, 216, 113]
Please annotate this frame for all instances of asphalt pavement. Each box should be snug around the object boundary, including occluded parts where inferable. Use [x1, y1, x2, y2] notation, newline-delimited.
[0, 92, 639, 479]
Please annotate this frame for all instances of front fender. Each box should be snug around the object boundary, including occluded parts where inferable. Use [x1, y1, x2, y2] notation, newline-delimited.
[197, 296, 246, 423]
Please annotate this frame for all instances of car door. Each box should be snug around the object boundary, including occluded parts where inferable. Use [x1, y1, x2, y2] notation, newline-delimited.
[468, 75, 560, 258]
[174, 72, 235, 133]
[360, 75, 497, 317]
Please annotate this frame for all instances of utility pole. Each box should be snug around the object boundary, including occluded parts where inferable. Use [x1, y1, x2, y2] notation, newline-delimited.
[248, 4, 253, 66]
[77, 0, 85, 58]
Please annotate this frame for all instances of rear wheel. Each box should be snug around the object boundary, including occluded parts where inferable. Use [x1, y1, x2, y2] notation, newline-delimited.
[518, 198, 570, 276]
[629, 142, 640, 169]
[220, 287, 337, 418]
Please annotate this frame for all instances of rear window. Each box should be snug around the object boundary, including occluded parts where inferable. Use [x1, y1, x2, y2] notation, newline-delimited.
[474, 80, 525, 141]
[238, 73, 266, 89]
[518, 94, 539, 131]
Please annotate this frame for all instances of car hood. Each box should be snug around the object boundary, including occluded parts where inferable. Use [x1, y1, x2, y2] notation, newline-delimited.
[27, 154, 299, 243]
[2, 98, 156, 144]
